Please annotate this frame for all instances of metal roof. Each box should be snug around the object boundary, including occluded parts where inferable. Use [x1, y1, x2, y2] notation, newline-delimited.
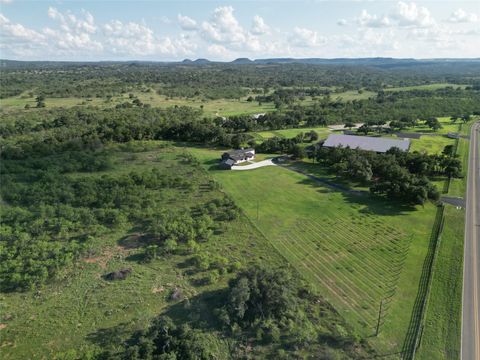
[323, 134, 410, 153]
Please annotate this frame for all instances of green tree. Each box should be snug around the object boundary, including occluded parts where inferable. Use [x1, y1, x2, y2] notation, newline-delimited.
[144, 245, 159, 262]
[164, 238, 178, 254]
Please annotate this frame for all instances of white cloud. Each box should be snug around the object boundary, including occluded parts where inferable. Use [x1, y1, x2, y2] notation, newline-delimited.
[44, 8, 102, 53]
[103, 20, 157, 55]
[103, 20, 194, 56]
[447, 9, 478, 23]
[0, 0, 13, 4]
[251, 15, 269, 35]
[336, 28, 400, 57]
[0, 13, 45, 43]
[200, 6, 246, 44]
[48, 7, 96, 34]
[392, 1, 435, 28]
[290, 27, 325, 47]
[0, 13, 47, 57]
[43, 27, 102, 52]
[177, 14, 197, 31]
[207, 44, 232, 59]
[357, 9, 391, 28]
[0, 2, 479, 60]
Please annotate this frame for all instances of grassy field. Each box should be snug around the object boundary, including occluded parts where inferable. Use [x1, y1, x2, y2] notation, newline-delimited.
[417, 119, 478, 359]
[0, 91, 275, 117]
[189, 146, 438, 356]
[403, 117, 461, 154]
[251, 127, 332, 140]
[0, 144, 284, 359]
[406, 117, 461, 135]
[449, 121, 474, 198]
[0, 88, 375, 117]
[409, 135, 456, 154]
[417, 205, 464, 359]
[384, 83, 468, 92]
[295, 90, 377, 105]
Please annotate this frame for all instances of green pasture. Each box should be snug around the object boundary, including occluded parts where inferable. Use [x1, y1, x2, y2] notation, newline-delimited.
[417, 205, 464, 360]
[0, 145, 282, 359]
[0, 91, 275, 117]
[189, 146, 438, 356]
[384, 83, 467, 92]
[416, 119, 479, 359]
[252, 127, 331, 140]
[409, 135, 456, 154]
[407, 117, 461, 135]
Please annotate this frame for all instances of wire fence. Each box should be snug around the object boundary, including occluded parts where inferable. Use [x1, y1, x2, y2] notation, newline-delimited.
[406, 204, 445, 360]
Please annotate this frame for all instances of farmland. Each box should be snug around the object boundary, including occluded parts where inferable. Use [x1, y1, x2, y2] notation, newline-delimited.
[1, 58, 478, 359]
[190, 147, 439, 354]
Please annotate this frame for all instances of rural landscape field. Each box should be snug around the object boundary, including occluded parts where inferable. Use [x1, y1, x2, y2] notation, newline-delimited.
[1, 1, 480, 359]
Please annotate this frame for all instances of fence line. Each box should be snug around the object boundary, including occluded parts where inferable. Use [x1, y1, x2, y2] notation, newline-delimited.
[407, 204, 445, 359]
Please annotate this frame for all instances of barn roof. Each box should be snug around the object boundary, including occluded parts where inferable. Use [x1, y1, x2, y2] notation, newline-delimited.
[323, 134, 410, 153]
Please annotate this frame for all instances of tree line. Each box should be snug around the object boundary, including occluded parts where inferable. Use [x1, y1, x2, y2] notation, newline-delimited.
[310, 145, 461, 205]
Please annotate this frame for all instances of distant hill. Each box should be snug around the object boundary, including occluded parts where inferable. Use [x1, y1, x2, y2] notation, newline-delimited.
[1, 57, 479, 70]
[232, 58, 253, 64]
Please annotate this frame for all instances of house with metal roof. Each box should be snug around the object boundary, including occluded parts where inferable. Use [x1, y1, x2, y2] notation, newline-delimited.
[220, 148, 255, 169]
[323, 134, 410, 153]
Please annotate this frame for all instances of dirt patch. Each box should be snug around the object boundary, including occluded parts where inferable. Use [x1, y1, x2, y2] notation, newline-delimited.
[0, 324, 7, 330]
[152, 286, 165, 294]
[82, 245, 131, 269]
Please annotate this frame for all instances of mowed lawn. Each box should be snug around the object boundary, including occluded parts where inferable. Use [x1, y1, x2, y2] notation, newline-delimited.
[189, 147, 438, 356]
[409, 135, 456, 154]
[417, 119, 479, 359]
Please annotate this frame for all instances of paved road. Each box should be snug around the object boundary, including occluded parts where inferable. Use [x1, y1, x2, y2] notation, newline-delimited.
[441, 196, 466, 208]
[462, 121, 480, 360]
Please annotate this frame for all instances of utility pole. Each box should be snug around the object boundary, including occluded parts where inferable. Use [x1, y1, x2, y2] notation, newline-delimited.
[375, 299, 384, 336]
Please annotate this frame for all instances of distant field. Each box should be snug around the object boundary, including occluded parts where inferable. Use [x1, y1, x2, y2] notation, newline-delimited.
[0, 91, 275, 117]
[296, 89, 376, 105]
[189, 146, 438, 356]
[252, 127, 331, 140]
[384, 83, 468, 92]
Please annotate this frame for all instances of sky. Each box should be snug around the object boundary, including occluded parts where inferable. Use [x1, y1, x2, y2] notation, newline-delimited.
[0, 0, 479, 61]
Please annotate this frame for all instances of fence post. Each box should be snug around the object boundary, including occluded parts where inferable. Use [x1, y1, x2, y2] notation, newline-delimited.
[375, 298, 384, 336]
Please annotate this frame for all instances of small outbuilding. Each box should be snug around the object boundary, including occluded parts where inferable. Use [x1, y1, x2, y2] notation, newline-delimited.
[323, 134, 410, 153]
